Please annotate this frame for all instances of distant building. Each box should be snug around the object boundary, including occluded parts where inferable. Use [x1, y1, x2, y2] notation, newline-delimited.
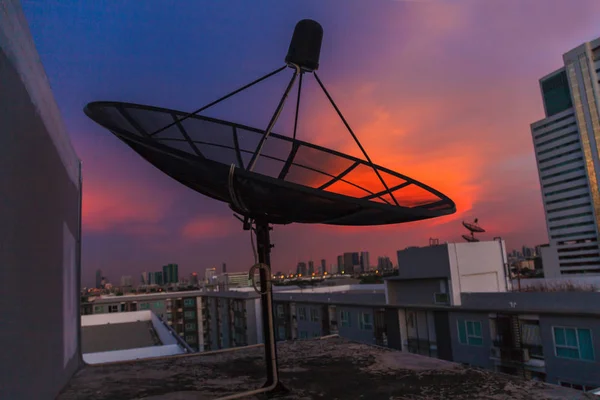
[320, 259, 327, 274]
[377, 256, 393, 272]
[150, 271, 163, 286]
[120, 275, 133, 287]
[140, 271, 149, 286]
[162, 264, 179, 284]
[308, 261, 315, 275]
[296, 262, 307, 276]
[360, 251, 370, 272]
[222, 262, 227, 274]
[190, 272, 199, 286]
[95, 269, 103, 289]
[205, 268, 217, 283]
[219, 272, 251, 288]
[531, 37, 600, 277]
[336, 255, 343, 274]
[343, 252, 360, 274]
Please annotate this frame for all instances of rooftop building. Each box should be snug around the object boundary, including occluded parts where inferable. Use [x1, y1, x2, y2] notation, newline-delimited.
[389, 240, 509, 306]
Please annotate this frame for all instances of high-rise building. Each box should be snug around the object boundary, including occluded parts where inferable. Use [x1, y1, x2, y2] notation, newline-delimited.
[95, 269, 102, 289]
[360, 251, 370, 272]
[205, 267, 217, 283]
[377, 256, 393, 272]
[190, 272, 199, 286]
[222, 262, 227, 273]
[120, 275, 133, 287]
[308, 261, 315, 275]
[343, 252, 360, 274]
[320, 259, 326, 274]
[337, 255, 343, 274]
[140, 271, 149, 285]
[150, 271, 163, 286]
[296, 262, 307, 276]
[531, 37, 600, 277]
[162, 263, 179, 284]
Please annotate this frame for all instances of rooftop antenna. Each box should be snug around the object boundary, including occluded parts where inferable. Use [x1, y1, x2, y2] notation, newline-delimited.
[462, 218, 485, 243]
[84, 19, 456, 399]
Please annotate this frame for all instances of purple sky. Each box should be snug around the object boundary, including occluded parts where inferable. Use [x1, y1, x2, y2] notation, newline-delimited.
[21, 0, 600, 286]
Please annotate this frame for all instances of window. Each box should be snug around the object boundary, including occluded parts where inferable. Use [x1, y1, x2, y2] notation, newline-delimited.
[313, 332, 320, 338]
[458, 320, 483, 346]
[93, 305, 104, 313]
[553, 327, 594, 361]
[434, 293, 449, 304]
[184, 298, 195, 307]
[166, 312, 172, 320]
[359, 313, 373, 330]
[310, 308, 320, 322]
[299, 331, 308, 339]
[298, 307, 306, 321]
[278, 326, 286, 340]
[340, 311, 351, 328]
[185, 323, 197, 330]
[185, 335, 197, 344]
[108, 305, 118, 313]
[140, 303, 150, 310]
[277, 305, 285, 318]
[154, 301, 164, 308]
[184, 311, 196, 318]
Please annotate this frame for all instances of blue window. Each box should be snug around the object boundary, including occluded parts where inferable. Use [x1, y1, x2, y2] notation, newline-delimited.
[359, 313, 373, 330]
[458, 320, 483, 346]
[553, 327, 594, 361]
[184, 298, 195, 307]
[139, 303, 150, 310]
[299, 331, 308, 339]
[340, 311, 351, 328]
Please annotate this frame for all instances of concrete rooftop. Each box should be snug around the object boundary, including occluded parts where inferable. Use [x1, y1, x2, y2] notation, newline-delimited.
[58, 337, 592, 400]
[82, 321, 160, 353]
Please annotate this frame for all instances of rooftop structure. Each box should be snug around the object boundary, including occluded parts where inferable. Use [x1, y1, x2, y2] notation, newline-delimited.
[57, 337, 589, 400]
[388, 240, 509, 306]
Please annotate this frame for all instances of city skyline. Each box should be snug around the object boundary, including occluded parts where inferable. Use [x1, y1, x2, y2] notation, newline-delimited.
[20, 0, 600, 287]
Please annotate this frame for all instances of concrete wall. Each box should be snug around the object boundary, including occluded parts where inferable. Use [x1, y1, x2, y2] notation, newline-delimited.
[397, 245, 451, 279]
[540, 246, 561, 278]
[0, 1, 81, 398]
[390, 279, 448, 305]
[539, 315, 600, 387]
[447, 241, 508, 305]
[448, 311, 493, 369]
[461, 292, 600, 314]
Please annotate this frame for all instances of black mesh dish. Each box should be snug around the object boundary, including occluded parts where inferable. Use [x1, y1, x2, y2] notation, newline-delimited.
[84, 101, 456, 225]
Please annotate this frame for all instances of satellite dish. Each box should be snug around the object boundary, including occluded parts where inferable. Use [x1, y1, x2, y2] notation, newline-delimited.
[84, 19, 456, 395]
[462, 218, 485, 242]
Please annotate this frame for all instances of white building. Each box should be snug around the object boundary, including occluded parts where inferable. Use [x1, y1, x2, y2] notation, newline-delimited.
[531, 37, 600, 277]
[120, 275, 133, 287]
[386, 240, 509, 306]
[360, 251, 370, 272]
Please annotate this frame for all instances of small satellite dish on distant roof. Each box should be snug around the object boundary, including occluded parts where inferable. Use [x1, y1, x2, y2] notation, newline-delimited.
[84, 19, 456, 396]
[462, 218, 485, 242]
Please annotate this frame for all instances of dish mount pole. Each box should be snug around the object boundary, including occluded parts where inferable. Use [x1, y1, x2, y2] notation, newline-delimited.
[253, 219, 285, 392]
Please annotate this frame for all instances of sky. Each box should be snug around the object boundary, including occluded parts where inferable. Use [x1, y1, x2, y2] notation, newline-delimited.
[21, 0, 600, 287]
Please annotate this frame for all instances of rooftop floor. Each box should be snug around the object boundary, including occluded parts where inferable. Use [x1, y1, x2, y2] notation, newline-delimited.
[59, 337, 592, 400]
[82, 321, 160, 353]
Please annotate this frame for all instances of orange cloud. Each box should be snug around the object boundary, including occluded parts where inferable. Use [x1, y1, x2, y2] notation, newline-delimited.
[181, 215, 237, 240]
